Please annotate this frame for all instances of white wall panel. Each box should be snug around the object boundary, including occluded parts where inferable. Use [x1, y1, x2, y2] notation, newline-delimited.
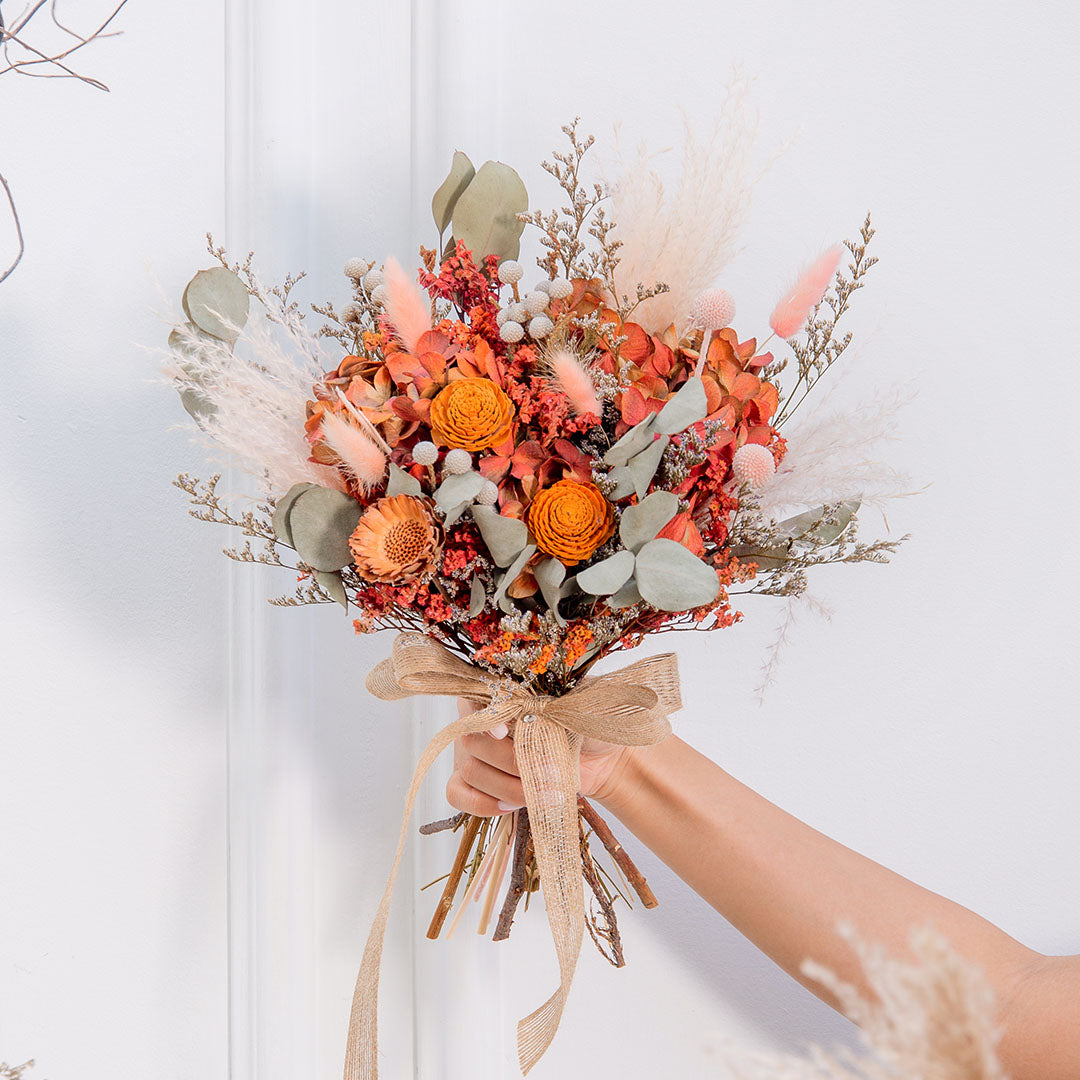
[2, 3, 1078, 1080]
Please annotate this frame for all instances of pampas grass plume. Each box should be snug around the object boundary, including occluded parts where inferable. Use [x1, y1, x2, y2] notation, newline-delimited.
[770, 244, 843, 339]
[545, 348, 601, 417]
[382, 256, 432, 355]
[318, 411, 387, 493]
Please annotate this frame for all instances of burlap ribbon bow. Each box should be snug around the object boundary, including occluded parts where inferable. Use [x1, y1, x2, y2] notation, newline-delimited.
[343, 632, 682, 1079]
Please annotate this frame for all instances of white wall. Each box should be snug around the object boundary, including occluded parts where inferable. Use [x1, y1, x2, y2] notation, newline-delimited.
[2, 3, 1078, 1080]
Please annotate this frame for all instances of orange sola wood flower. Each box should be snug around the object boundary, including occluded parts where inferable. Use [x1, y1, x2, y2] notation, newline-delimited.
[348, 494, 445, 583]
[429, 376, 515, 451]
[526, 479, 614, 566]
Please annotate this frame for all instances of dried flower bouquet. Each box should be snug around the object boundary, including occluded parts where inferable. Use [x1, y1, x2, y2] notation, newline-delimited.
[166, 120, 905, 1077]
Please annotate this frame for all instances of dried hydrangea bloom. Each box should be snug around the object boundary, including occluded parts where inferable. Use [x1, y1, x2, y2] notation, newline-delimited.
[527, 479, 614, 566]
[348, 495, 444, 583]
[429, 377, 515, 451]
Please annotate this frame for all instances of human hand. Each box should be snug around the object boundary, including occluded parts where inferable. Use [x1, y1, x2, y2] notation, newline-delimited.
[447, 700, 635, 817]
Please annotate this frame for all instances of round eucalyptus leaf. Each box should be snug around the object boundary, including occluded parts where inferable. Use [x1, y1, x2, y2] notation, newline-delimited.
[653, 377, 708, 435]
[316, 570, 348, 609]
[533, 557, 567, 626]
[575, 550, 636, 596]
[603, 416, 656, 467]
[607, 579, 643, 610]
[634, 538, 719, 612]
[387, 462, 422, 497]
[271, 482, 316, 548]
[451, 160, 528, 262]
[468, 575, 487, 618]
[288, 485, 363, 572]
[626, 434, 670, 499]
[471, 504, 529, 567]
[435, 470, 486, 511]
[432, 150, 476, 236]
[182, 267, 250, 345]
[619, 490, 679, 553]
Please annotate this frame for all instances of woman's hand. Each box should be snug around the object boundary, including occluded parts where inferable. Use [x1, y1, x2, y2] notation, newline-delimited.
[446, 700, 635, 817]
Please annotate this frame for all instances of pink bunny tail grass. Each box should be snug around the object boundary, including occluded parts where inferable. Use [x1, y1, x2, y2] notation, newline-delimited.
[382, 256, 432, 355]
[319, 411, 387, 493]
[769, 244, 844, 339]
[545, 348, 602, 417]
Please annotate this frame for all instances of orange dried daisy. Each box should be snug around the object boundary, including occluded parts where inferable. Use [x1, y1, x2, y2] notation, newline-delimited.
[527, 479, 614, 567]
[429, 377, 514, 451]
[348, 495, 445, 583]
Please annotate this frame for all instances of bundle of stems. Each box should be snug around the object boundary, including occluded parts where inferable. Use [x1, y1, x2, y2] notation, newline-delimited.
[419, 798, 657, 966]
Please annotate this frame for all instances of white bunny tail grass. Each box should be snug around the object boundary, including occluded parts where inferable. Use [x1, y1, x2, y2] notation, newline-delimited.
[164, 313, 343, 497]
[720, 925, 1006, 1080]
[604, 73, 765, 335]
[758, 383, 920, 521]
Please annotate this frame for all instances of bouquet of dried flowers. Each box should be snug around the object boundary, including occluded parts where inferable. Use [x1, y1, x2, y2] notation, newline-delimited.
[166, 120, 906, 1078]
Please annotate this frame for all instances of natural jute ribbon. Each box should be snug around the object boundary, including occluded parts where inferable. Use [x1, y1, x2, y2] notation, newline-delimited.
[344, 632, 681, 1079]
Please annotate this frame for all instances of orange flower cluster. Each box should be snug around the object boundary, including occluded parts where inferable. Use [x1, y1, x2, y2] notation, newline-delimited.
[429, 377, 515, 452]
[527, 480, 614, 566]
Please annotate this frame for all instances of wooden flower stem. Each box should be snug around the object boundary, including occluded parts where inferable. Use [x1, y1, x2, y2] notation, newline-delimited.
[578, 796, 658, 909]
[492, 807, 532, 942]
[579, 819, 625, 967]
[427, 813, 482, 939]
[418, 811, 465, 835]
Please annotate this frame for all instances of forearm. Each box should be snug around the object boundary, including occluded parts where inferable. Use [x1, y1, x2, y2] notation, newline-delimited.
[597, 736, 1042, 1031]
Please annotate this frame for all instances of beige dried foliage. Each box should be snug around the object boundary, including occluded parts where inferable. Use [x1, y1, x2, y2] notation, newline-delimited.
[603, 72, 767, 335]
[721, 926, 1007, 1080]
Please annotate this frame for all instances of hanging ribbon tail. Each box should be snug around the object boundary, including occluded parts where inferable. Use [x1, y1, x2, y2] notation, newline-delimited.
[513, 713, 585, 1074]
[342, 702, 518, 1080]
[345, 632, 683, 1079]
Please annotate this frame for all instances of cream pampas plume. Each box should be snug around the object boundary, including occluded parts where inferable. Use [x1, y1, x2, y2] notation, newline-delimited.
[721, 925, 1007, 1080]
[382, 256, 432, 355]
[318, 410, 387, 493]
[770, 245, 843, 340]
[164, 313, 344, 497]
[604, 74, 766, 335]
[544, 347, 601, 417]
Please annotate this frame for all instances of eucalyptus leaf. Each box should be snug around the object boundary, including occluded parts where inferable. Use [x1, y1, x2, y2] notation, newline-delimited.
[271, 482, 316, 548]
[634, 538, 719, 612]
[178, 386, 217, 425]
[431, 150, 476, 236]
[442, 501, 471, 529]
[168, 322, 221, 359]
[471, 504, 529, 567]
[605, 467, 636, 501]
[386, 461, 422, 497]
[534, 557, 567, 626]
[776, 499, 860, 544]
[435, 470, 486, 511]
[468, 575, 486, 618]
[451, 160, 529, 262]
[288, 485, 364, 572]
[626, 434, 670, 500]
[733, 548, 791, 572]
[607, 579, 643, 610]
[182, 267, 249, 345]
[653, 376, 708, 435]
[494, 543, 537, 612]
[619, 490, 679, 553]
[603, 417, 655, 467]
[316, 570, 348, 609]
[575, 549, 636, 596]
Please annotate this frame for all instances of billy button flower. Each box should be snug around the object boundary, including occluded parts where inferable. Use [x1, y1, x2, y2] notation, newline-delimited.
[429, 376, 515, 452]
[348, 495, 445, 583]
[526, 479, 614, 567]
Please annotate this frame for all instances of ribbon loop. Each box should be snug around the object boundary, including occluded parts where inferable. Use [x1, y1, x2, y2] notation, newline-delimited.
[346, 633, 681, 1080]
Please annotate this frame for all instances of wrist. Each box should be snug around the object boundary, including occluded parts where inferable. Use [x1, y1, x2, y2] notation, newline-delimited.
[592, 741, 651, 818]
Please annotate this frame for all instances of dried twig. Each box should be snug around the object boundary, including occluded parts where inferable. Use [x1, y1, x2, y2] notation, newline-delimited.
[493, 807, 532, 941]
[579, 818, 625, 967]
[578, 796, 658, 909]
[0, 172, 24, 284]
[0, 0, 129, 285]
[418, 812, 465, 836]
[426, 813, 482, 939]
